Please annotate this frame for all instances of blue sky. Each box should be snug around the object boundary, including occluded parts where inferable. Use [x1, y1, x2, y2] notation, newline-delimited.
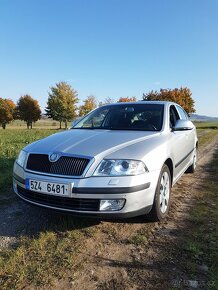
[0, 0, 218, 116]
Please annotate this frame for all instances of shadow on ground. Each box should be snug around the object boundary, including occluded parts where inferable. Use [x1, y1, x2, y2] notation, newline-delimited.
[0, 188, 153, 247]
[0, 191, 101, 246]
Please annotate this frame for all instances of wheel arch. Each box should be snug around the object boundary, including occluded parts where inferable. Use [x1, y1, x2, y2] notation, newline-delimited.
[164, 158, 173, 186]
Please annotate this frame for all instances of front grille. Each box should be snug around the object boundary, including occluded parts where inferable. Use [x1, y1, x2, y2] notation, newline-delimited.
[17, 186, 100, 211]
[26, 154, 90, 176]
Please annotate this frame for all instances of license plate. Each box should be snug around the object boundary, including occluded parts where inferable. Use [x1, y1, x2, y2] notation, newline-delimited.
[26, 179, 70, 196]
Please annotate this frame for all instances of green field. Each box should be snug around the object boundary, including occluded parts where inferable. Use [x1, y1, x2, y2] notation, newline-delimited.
[194, 121, 218, 129]
[0, 129, 58, 198]
[0, 125, 218, 289]
[4, 119, 72, 130]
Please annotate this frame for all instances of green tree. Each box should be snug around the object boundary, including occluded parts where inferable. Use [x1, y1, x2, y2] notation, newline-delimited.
[46, 82, 79, 129]
[79, 95, 97, 116]
[0, 98, 16, 129]
[143, 87, 195, 113]
[16, 95, 41, 129]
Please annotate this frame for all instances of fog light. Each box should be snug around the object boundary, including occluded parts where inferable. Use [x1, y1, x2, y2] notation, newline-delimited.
[99, 199, 125, 211]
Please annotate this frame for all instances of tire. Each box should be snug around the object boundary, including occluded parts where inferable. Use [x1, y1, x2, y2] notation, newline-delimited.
[148, 164, 172, 222]
[186, 147, 197, 173]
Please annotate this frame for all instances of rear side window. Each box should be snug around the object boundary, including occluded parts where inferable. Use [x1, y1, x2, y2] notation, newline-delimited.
[176, 105, 188, 120]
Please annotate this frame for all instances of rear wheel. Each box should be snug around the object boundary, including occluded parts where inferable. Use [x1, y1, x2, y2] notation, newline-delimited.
[148, 164, 171, 221]
[186, 147, 197, 173]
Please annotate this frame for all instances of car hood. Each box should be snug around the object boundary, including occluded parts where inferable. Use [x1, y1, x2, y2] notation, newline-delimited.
[25, 129, 160, 158]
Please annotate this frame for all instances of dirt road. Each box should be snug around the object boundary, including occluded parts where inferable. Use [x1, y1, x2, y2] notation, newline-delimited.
[0, 135, 217, 289]
[55, 136, 218, 290]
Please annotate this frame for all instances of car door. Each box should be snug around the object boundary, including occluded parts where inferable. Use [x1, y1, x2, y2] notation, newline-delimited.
[175, 104, 196, 165]
[169, 105, 193, 182]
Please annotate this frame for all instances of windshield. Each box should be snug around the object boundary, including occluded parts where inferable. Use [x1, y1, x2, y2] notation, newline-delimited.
[73, 103, 164, 131]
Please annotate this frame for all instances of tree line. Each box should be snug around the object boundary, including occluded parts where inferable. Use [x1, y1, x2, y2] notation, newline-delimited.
[0, 81, 195, 129]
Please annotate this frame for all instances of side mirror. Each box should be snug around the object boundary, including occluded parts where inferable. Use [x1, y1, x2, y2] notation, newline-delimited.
[172, 119, 194, 131]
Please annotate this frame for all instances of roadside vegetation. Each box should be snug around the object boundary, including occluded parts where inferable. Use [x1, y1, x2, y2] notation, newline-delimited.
[181, 148, 218, 289]
[0, 223, 92, 288]
[0, 129, 57, 200]
[6, 119, 72, 129]
[194, 121, 218, 131]
[197, 127, 218, 147]
[0, 125, 217, 289]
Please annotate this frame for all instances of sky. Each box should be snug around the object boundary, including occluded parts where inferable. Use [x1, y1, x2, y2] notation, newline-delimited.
[0, 0, 218, 117]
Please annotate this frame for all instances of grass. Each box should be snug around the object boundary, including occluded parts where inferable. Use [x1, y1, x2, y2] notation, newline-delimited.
[180, 149, 218, 289]
[130, 234, 147, 246]
[197, 128, 218, 147]
[0, 228, 84, 289]
[4, 119, 72, 130]
[0, 125, 217, 289]
[194, 121, 218, 129]
[0, 129, 58, 199]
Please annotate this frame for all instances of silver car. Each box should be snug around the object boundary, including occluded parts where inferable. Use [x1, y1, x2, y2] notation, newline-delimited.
[13, 101, 198, 221]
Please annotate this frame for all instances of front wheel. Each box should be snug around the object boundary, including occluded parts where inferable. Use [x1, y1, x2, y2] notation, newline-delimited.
[148, 164, 171, 221]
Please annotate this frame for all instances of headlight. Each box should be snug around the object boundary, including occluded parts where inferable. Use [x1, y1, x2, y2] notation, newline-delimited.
[93, 159, 148, 176]
[16, 150, 28, 168]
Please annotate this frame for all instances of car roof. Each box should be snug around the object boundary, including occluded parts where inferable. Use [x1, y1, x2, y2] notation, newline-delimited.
[102, 100, 177, 106]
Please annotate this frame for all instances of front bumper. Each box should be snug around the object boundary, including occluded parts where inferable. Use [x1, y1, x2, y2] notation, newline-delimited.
[13, 164, 160, 218]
